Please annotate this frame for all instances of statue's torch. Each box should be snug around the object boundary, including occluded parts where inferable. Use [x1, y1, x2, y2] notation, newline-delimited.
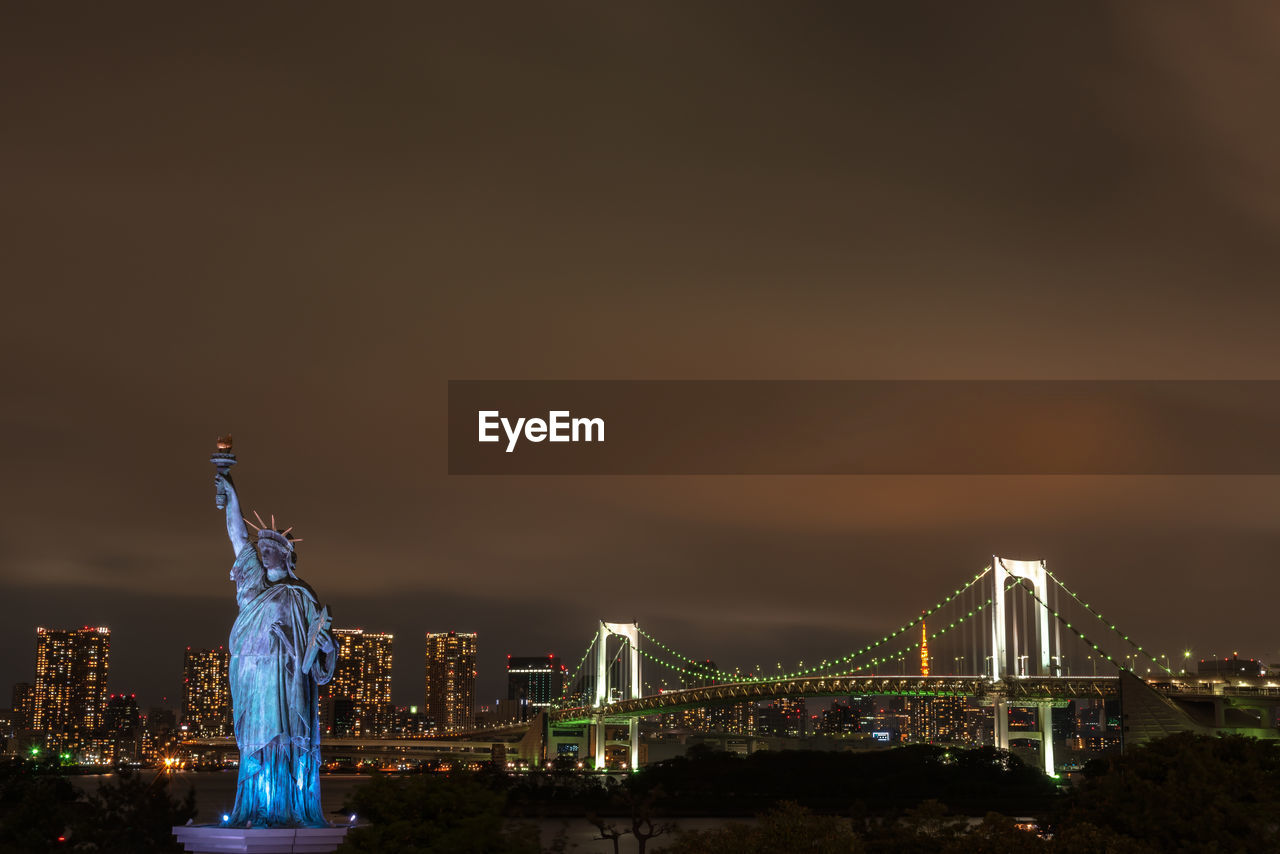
[211, 434, 237, 509]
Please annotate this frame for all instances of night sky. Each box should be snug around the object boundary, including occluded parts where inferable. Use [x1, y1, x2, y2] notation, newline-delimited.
[3, 5, 1279, 710]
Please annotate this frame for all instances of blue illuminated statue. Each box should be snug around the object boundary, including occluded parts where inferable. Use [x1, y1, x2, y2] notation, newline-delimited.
[212, 438, 336, 828]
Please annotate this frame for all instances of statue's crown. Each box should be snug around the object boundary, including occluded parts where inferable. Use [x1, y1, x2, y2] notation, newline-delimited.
[257, 528, 296, 551]
[243, 510, 303, 553]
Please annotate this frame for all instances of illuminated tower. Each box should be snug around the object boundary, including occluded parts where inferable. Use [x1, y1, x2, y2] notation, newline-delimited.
[425, 631, 477, 733]
[920, 616, 930, 677]
[33, 626, 111, 748]
[325, 629, 394, 736]
[183, 646, 231, 737]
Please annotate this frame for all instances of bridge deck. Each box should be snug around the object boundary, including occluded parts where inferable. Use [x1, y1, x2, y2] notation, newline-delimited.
[550, 675, 1121, 723]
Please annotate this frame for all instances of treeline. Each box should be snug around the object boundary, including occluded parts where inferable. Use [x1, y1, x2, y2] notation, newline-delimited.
[498, 743, 1057, 818]
[340, 733, 1280, 853]
[2, 733, 1278, 852]
[0, 760, 195, 852]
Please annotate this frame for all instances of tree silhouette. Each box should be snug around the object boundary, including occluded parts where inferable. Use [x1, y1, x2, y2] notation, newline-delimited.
[337, 772, 539, 854]
[71, 769, 197, 853]
[1055, 732, 1280, 853]
[0, 758, 79, 852]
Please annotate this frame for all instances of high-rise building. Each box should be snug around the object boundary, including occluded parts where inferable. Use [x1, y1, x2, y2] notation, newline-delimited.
[389, 705, 434, 739]
[12, 682, 34, 730]
[760, 697, 807, 737]
[1053, 701, 1078, 742]
[103, 693, 144, 762]
[506, 655, 565, 721]
[324, 629, 394, 737]
[425, 631, 477, 733]
[904, 695, 967, 743]
[33, 626, 110, 748]
[676, 659, 720, 733]
[104, 693, 142, 733]
[183, 646, 231, 737]
[143, 706, 178, 763]
[819, 698, 867, 736]
[711, 701, 758, 735]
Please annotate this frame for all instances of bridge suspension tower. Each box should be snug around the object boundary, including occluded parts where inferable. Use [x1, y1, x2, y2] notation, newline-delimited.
[592, 621, 641, 770]
[990, 556, 1056, 775]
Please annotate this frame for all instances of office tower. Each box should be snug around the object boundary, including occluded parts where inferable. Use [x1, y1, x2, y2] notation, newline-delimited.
[506, 655, 564, 721]
[324, 629, 394, 737]
[183, 646, 231, 737]
[33, 626, 110, 747]
[425, 631, 477, 733]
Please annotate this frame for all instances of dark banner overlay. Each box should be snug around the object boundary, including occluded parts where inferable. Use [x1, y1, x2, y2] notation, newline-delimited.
[448, 381, 1280, 475]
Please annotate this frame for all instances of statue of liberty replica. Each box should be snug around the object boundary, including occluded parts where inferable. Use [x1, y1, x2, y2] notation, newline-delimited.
[207, 436, 338, 831]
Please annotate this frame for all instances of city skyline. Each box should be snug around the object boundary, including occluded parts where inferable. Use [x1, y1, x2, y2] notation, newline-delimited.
[4, 4, 1280, 712]
[10, 600, 1271, 777]
[9, 614, 1270, 722]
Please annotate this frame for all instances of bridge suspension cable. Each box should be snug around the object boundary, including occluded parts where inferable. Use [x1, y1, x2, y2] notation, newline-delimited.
[994, 564, 1173, 677]
[632, 575, 1022, 687]
[636, 565, 995, 684]
[1043, 566, 1172, 676]
[559, 632, 599, 702]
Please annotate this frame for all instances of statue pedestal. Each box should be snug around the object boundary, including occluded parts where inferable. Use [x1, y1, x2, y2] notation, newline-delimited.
[172, 825, 350, 853]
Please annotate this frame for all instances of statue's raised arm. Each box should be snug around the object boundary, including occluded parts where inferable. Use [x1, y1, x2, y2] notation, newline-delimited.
[216, 472, 252, 557]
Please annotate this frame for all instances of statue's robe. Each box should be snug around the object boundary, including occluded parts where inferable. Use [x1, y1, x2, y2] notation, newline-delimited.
[227, 543, 335, 827]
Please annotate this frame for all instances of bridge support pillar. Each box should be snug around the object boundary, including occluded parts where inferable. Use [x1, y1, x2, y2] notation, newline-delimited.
[994, 699, 1055, 777]
[995, 699, 1009, 750]
[1038, 702, 1055, 776]
[593, 715, 606, 771]
[629, 718, 639, 770]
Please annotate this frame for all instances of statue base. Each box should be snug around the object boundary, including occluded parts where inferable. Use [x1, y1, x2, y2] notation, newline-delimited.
[172, 825, 350, 853]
